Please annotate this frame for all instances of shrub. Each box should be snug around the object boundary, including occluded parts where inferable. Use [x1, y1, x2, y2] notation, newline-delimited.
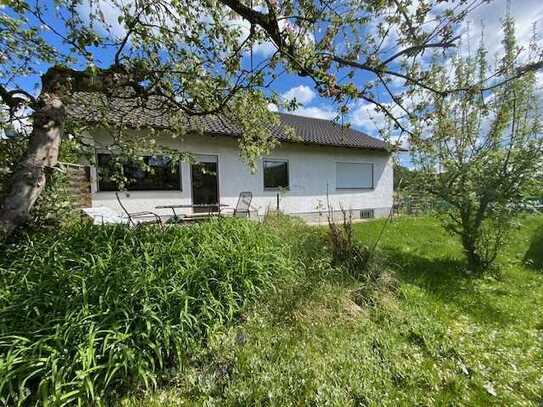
[327, 209, 370, 277]
[0, 218, 296, 405]
[264, 211, 378, 283]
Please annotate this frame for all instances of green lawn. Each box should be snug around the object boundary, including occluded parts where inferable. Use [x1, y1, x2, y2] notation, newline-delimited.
[128, 215, 543, 406]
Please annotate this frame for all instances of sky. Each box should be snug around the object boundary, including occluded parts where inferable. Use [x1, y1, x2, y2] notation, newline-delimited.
[3, 0, 543, 160]
[270, 0, 543, 128]
[263, 0, 543, 166]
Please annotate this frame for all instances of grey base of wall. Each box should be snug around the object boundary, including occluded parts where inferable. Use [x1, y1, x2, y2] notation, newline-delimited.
[258, 207, 392, 223]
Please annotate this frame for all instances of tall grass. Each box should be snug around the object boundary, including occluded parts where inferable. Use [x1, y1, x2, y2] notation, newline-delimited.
[524, 224, 543, 270]
[130, 215, 543, 406]
[0, 219, 297, 405]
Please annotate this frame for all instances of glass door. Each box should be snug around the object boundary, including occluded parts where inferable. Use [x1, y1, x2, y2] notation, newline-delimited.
[191, 155, 219, 213]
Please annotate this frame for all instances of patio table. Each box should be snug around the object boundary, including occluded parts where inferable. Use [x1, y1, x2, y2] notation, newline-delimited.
[155, 203, 230, 220]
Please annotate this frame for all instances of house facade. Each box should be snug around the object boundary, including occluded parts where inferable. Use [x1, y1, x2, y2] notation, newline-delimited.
[69, 94, 394, 222]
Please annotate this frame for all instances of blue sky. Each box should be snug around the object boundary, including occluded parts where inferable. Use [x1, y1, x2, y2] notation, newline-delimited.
[4, 0, 543, 167]
[259, 0, 543, 165]
[266, 0, 543, 126]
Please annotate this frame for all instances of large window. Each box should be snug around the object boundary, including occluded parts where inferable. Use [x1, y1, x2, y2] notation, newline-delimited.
[97, 154, 181, 191]
[263, 159, 289, 190]
[336, 162, 373, 189]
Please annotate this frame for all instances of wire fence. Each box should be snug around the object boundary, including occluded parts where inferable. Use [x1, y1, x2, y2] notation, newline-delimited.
[394, 192, 543, 217]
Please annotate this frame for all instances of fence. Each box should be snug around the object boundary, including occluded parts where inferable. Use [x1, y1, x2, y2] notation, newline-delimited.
[59, 162, 92, 208]
[394, 192, 449, 216]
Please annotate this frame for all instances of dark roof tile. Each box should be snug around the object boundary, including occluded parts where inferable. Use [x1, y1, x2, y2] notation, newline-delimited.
[66, 92, 388, 151]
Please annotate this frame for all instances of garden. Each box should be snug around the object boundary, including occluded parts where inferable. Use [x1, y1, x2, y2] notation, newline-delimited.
[1, 1, 543, 405]
[1, 213, 542, 405]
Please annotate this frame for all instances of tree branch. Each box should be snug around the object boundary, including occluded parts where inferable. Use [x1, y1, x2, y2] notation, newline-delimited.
[380, 36, 460, 66]
[331, 55, 446, 95]
[358, 93, 412, 136]
[219, 0, 282, 46]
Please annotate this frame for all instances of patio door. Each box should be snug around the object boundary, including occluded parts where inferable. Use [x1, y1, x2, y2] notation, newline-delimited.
[191, 155, 219, 212]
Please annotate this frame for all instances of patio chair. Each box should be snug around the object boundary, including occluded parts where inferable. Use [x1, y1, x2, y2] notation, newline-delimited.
[115, 192, 163, 227]
[220, 191, 253, 218]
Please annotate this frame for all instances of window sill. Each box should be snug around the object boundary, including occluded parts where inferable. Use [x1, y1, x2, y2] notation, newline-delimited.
[95, 190, 183, 193]
[336, 187, 374, 191]
[264, 188, 290, 192]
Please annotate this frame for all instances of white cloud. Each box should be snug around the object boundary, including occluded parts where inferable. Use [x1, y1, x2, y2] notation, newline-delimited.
[349, 99, 407, 131]
[277, 86, 335, 120]
[252, 42, 276, 57]
[77, 0, 130, 39]
[349, 99, 410, 150]
[267, 103, 279, 112]
[292, 106, 336, 120]
[280, 85, 316, 105]
[454, 1, 543, 65]
[350, 102, 378, 130]
[376, 1, 543, 77]
[77, 0, 278, 56]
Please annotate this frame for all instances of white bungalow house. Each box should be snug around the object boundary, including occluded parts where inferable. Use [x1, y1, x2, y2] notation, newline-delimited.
[67, 93, 394, 222]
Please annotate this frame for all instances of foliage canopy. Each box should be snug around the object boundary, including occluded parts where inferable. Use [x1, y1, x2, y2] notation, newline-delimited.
[409, 18, 543, 271]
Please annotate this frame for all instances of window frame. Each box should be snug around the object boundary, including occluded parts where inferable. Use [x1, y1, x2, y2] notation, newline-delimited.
[95, 152, 182, 192]
[262, 158, 290, 191]
[335, 161, 374, 190]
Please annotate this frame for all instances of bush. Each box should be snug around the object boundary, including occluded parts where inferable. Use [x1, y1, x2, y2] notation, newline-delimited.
[263, 212, 329, 266]
[327, 210, 370, 277]
[0, 218, 296, 405]
[264, 211, 382, 286]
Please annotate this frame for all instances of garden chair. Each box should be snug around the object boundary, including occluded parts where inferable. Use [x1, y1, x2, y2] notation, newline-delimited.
[221, 191, 253, 218]
[115, 192, 163, 227]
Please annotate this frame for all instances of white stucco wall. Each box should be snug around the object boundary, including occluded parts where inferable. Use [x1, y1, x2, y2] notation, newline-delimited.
[88, 129, 393, 220]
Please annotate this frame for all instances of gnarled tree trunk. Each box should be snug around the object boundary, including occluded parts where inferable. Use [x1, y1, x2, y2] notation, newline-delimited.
[0, 93, 65, 238]
[0, 64, 141, 240]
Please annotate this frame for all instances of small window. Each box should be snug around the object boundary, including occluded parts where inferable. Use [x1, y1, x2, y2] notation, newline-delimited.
[336, 162, 373, 189]
[263, 159, 289, 190]
[360, 209, 375, 219]
[97, 154, 181, 191]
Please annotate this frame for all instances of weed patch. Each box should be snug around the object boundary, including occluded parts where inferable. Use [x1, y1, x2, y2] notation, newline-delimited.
[129, 215, 543, 406]
[0, 218, 297, 405]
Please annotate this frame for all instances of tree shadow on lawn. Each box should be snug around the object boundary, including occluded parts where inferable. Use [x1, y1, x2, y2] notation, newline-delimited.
[383, 248, 515, 326]
[524, 224, 543, 271]
[265, 245, 514, 328]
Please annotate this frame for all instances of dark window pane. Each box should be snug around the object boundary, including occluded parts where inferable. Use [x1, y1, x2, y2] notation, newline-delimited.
[191, 162, 219, 211]
[97, 154, 181, 191]
[263, 160, 289, 189]
[96, 154, 117, 191]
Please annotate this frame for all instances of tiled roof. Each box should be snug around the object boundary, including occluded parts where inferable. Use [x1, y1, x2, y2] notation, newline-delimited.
[66, 92, 388, 151]
[274, 112, 387, 150]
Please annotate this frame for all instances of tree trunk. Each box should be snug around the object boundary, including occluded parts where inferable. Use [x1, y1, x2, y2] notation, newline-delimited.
[0, 93, 65, 239]
[461, 232, 483, 272]
[0, 65, 143, 240]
